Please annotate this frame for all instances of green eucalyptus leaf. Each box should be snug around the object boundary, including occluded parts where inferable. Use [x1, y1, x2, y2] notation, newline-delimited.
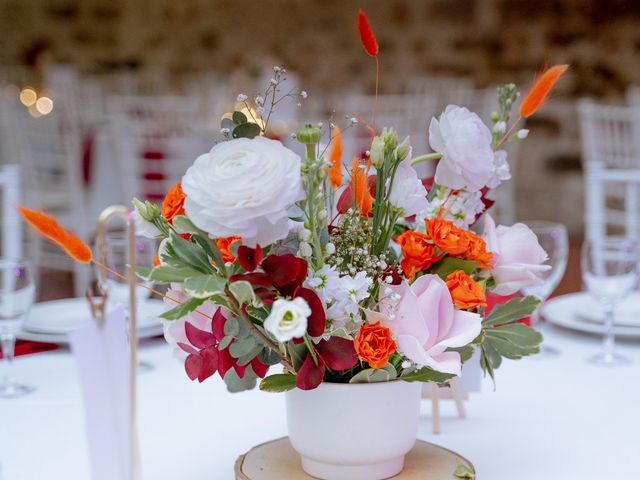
[223, 316, 240, 337]
[159, 297, 205, 321]
[221, 117, 235, 131]
[237, 343, 263, 366]
[258, 347, 282, 366]
[229, 335, 256, 358]
[232, 122, 261, 139]
[259, 373, 297, 393]
[400, 366, 455, 383]
[219, 335, 233, 350]
[431, 257, 478, 280]
[482, 296, 541, 327]
[287, 204, 306, 222]
[229, 280, 258, 307]
[223, 365, 257, 392]
[148, 265, 202, 283]
[183, 274, 227, 299]
[349, 364, 397, 383]
[232, 111, 248, 125]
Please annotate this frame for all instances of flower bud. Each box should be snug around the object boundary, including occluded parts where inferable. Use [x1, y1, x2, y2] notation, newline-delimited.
[325, 242, 336, 255]
[298, 241, 313, 257]
[296, 123, 322, 145]
[381, 127, 398, 151]
[394, 136, 411, 163]
[370, 136, 385, 168]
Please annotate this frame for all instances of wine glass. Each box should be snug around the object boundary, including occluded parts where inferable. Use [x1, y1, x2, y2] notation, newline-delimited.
[97, 231, 156, 372]
[582, 238, 638, 366]
[0, 259, 36, 398]
[520, 221, 569, 355]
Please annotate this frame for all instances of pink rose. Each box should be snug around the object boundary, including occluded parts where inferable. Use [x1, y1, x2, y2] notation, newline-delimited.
[483, 214, 551, 296]
[381, 274, 482, 375]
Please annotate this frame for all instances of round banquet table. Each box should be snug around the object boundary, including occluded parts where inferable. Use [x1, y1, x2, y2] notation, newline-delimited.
[1, 324, 638, 480]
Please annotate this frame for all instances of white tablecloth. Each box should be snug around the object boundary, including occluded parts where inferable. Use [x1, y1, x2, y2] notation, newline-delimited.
[1, 325, 638, 480]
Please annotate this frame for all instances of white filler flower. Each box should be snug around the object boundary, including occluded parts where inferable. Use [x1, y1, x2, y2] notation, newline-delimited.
[264, 297, 311, 342]
[182, 137, 304, 246]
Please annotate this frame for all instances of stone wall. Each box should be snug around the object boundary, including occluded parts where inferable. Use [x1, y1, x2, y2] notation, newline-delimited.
[2, 0, 640, 233]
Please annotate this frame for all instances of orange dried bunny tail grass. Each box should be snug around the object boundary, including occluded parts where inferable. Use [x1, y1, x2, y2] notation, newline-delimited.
[327, 126, 343, 188]
[350, 158, 373, 216]
[19, 207, 92, 263]
[357, 9, 378, 57]
[519, 64, 568, 118]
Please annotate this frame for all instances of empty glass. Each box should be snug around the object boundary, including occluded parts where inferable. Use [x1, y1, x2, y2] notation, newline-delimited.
[0, 259, 36, 398]
[96, 232, 156, 372]
[582, 238, 638, 366]
[520, 221, 569, 355]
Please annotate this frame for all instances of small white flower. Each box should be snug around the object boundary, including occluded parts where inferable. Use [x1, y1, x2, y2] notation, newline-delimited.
[300, 90, 308, 99]
[318, 209, 327, 220]
[306, 264, 342, 304]
[493, 121, 506, 134]
[255, 95, 265, 106]
[317, 122, 323, 128]
[298, 228, 311, 241]
[220, 127, 230, 135]
[131, 208, 160, 238]
[486, 150, 511, 189]
[236, 93, 248, 102]
[349, 117, 358, 125]
[270, 78, 278, 86]
[256, 106, 265, 116]
[273, 66, 282, 73]
[517, 129, 529, 139]
[298, 241, 312, 257]
[264, 297, 310, 342]
[325, 242, 336, 255]
[401, 360, 412, 369]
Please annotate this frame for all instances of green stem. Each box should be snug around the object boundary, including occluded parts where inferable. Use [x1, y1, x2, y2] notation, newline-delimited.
[411, 152, 442, 166]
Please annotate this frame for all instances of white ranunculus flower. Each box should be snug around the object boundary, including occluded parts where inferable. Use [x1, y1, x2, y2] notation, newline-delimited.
[486, 150, 511, 189]
[131, 208, 161, 238]
[483, 214, 551, 296]
[429, 105, 494, 192]
[182, 137, 305, 247]
[264, 297, 311, 342]
[388, 155, 429, 217]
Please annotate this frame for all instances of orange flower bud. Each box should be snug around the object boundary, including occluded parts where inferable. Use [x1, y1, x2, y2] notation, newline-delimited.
[161, 183, 186, 224]
[354, 323, 396, 369]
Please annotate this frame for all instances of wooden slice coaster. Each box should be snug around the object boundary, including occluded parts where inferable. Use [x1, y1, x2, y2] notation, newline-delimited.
[235, 437, 475, 479]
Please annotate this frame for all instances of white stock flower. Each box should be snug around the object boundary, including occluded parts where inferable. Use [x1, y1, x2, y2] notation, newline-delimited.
[429, 105, 494, 192]
[131, 208, 161, 238]
[306, 264, 342, 304]
[486, 150, 511, 189]
[387, 156, 429, 217]
[420, 190, 485, 229]
[182, 137, 304, 246]
[324, 271, 373, 327]
[264, 297, 311, 342]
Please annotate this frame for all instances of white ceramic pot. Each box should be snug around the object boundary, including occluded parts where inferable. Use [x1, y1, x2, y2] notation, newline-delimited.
[286, 380, 422, 480]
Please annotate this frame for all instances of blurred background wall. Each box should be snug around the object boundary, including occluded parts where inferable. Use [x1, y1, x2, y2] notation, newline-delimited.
[1, 0, 640, 233]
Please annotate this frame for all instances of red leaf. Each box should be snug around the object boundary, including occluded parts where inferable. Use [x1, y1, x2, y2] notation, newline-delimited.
[185, 354, 202, 381]
[238, 245, 263, 272]
[211, 307, 226, 341]
[295, 287, 326, 337]
[316, 337, 358, 371]
[295, 353, 325, 390]
[198, 346, 219, 382]
[185, 322, 216, 349]
[255, 287, 276, 304]
[251, 357, 269, 378]
[337, 185, 353, 214]
[177, 342, 199, 355]
[357, 9, 379, 57]
[230, 272, 272, 287]
[262, 254, 308, 297]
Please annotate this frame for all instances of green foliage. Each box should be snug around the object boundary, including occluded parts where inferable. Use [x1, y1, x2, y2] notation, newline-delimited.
[431, 257, 478, 280]
[401, 366, 455, 383]
[448, 344, 475, 363]
[232, 122, 261, 139]
[159, 297, 205, 321]
[229, 336, 257, 359]
[259, 373, 297, 392]
[171, 215, 205, 236]
[169, 231, 215, 274]
[259, 348, 283, 366]
[149, 265, 202, 283]
[183, 274, 227, 299]
[349, 364, 398, 383]
[454, 463, 475, 479]
[229, 280, 258, 307]
[223, 365, 258, 393]
[288, 342, 308, 371]
[232, 111, 248, 125]
[482, 296, 540, 327]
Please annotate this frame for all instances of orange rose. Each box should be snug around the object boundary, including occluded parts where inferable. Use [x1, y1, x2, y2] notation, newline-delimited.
[162, 183, 186, 224]
[396, 230, 442, 281]
[464, 230, 493, 269]
[215, 236, 241, 263]
[426, 218, 469, 256]
[354, 323, 396, 369]
[445, 270, 487, 310]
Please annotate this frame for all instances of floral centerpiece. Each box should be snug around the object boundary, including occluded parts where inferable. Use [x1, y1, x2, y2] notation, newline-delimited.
[19, 9, 567, 480]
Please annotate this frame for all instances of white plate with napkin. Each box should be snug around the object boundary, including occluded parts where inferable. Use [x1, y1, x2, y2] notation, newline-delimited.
[18, 297, 165, 344]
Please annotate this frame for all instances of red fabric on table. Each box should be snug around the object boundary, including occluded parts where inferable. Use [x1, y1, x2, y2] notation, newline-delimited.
[0, 340, 58, 359]
[485, 292, 532, 326]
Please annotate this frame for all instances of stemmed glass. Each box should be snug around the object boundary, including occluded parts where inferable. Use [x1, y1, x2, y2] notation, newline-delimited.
[97, 232, 156, 372]
[582, 238, 638, 366]
[0, 259, 36, 398]
[520, 221, 569, 355]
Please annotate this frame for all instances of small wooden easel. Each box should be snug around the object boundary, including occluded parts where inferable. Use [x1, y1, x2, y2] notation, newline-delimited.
[422, 378, 468, 434]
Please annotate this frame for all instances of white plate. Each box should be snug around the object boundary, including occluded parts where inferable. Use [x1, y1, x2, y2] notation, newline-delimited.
[18, 297, 165, 344]
[573, 292, 640, 327]
[542, 292, 640, 339]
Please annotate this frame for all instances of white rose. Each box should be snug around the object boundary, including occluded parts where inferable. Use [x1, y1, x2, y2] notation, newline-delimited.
[131, 209, 161, 238]
[264, 297, 311, 342]
[429, 105, 494, 192]
[387, 155, 429, 217]
[182, 137, 305, 247]
[483, 214, 551, 295]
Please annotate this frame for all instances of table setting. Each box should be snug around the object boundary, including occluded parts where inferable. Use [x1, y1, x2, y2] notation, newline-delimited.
[1, 7, 640, 480]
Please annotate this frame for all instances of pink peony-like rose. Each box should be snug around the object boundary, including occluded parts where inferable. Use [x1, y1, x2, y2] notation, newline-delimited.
[429, 105, 494, 192]
[482, 214, 551, 296]
[378, 274, 482, 375]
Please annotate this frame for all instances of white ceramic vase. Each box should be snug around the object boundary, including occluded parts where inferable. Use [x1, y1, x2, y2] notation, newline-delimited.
[286, 380, 422, 480]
